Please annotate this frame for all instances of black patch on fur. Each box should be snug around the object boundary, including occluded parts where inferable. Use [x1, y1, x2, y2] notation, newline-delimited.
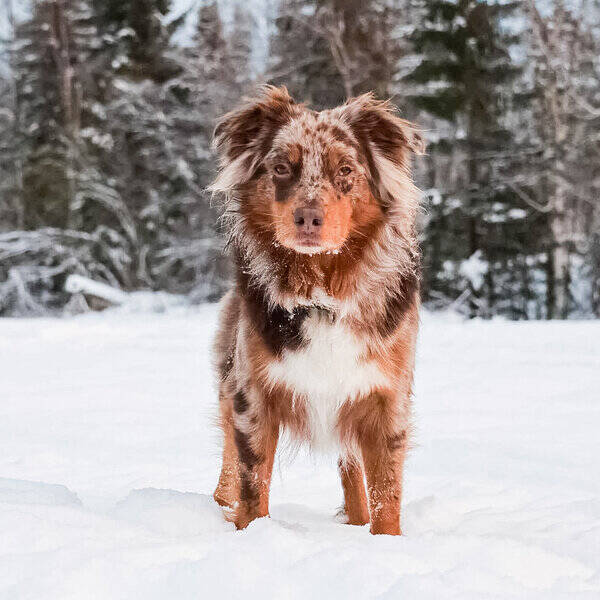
[274, 176, 297, 203]
[264, 303, 309, 355]
[376, 267, 420, 338]
[249, 164, 266, 182]
[323, 123, 361, 151]
[240, 472, 258, 503]
[273, 156, 302, 202]
[233, 390, 248, 413]
[236, 427, 260, 504]
[339, 178, 353, 194]
[234, 427, 259, 469]
[241, 276, 309, 356]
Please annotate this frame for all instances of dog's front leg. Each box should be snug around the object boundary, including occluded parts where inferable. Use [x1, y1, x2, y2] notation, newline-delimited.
[340, 389, 409, 535]
[338, 458, 370, 526]
[360, 425, 407, 535]
[232, 388, 279, 530]
[345, 388, 409, 536]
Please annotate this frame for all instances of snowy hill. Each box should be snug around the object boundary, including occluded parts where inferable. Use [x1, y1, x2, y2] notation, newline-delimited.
[1, 307, 599, 598]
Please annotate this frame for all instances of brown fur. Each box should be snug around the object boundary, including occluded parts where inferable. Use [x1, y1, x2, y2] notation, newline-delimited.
[210, 86, 424, 535]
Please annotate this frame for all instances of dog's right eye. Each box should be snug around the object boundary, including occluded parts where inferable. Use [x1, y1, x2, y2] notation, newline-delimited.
[273, 164, 291, 177]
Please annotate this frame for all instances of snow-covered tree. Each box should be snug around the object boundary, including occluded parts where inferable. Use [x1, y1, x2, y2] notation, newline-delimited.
[0, 0, 131, 315]
[12, 0, 98, 228]
[405, 0, 528, 317]
[269, 0, 409, 108]
[0, 0, 598, 318]
[508, 0, 600, 318]
[93, 0, 179, 82]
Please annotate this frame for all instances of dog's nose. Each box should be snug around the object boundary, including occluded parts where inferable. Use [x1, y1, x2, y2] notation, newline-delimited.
[293, 207, 323, 234]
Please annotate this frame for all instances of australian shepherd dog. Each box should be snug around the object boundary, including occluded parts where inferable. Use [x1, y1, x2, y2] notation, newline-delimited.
[209, 86, 425, 535]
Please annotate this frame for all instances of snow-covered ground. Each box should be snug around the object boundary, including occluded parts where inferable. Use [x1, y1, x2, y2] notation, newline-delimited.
[1, 306, 599, 599]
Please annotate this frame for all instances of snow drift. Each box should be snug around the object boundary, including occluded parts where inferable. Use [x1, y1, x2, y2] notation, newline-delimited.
[1, 307, 598, 598]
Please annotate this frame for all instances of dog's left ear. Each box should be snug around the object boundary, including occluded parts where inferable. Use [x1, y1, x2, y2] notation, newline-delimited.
[338, 92, 425, 160]
[335, 93, 425, 208]
[210, 86, 300, 193]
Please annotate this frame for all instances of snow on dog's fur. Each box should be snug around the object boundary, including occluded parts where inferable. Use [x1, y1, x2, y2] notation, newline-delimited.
[209, 86, 425, 535]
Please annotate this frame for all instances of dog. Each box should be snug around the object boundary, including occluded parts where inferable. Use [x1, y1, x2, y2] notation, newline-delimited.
[209, 86, 424, 535]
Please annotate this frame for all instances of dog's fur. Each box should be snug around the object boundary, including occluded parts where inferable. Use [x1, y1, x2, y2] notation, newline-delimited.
[209, 86, 424, 535]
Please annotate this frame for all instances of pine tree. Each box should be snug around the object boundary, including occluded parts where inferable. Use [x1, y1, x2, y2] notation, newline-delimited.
[512, 0, 600, 318]
[0, 0, 138, 314]
[152, 0, 240, 299]
[93, 0, 179, 82]
[230, 4, 254, 95]
[89, 0, 233, 298]
[269, 0, 344, 108]
[269, 0, 407, 109]
[13, 0, 98, 229]
[405, 0, 525, 317]
[0, 5, 21, 232]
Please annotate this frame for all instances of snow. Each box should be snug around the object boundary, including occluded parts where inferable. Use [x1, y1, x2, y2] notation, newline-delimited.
[65, 274, 129, 305]
[459, 249, 487, 289]
[65, 274, 188, 313]
[1, 306, 599, 599]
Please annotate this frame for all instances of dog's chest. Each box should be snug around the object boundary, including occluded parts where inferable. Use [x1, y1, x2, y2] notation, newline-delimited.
[266, 309, 388, 448]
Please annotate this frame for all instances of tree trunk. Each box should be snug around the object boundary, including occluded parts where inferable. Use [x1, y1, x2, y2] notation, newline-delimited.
[550, 234, 570, 320]
[50, 0, 80, 229]
[549, 188, 570, 319]
[6, 0, 24, 229]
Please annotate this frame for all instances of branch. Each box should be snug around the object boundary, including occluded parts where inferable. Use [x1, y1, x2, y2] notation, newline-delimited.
[506, 181, 554, 213]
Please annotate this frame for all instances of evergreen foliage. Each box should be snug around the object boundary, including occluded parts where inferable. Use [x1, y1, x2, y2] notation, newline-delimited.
[0, 0, 598, 319]
[405, 0, 541, 317]
[270, 0, 407, 109]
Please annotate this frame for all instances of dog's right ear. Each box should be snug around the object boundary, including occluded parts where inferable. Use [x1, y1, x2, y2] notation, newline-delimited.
[210, 86, 299, 193]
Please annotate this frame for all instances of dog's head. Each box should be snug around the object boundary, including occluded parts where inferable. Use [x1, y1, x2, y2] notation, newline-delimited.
[211, 86, 424, 255]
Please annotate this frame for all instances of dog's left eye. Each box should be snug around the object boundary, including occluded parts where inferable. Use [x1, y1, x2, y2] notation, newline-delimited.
[274, 164, 291, 176]
[338, 166, 352, 176]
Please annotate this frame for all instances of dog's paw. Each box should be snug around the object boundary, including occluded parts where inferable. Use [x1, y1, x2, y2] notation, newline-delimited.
[334, 505, 349, 524]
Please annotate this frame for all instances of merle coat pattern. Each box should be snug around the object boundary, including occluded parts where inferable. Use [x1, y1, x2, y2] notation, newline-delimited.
[210, 86, 424, 535]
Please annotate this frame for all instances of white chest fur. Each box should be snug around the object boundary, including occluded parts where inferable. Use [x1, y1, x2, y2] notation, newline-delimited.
[266, 310, 390, 449]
